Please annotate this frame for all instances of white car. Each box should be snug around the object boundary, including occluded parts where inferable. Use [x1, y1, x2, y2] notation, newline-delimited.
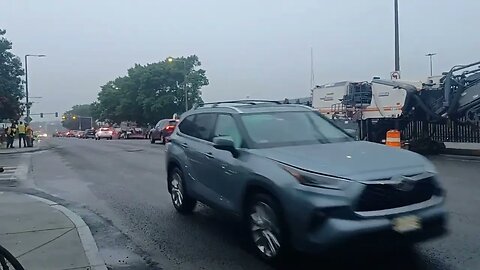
[95, 128, 113, 140]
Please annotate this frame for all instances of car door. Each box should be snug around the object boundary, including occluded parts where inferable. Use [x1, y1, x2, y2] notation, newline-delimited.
[204, 114, 245, 211]
[178, 113, 219, 203]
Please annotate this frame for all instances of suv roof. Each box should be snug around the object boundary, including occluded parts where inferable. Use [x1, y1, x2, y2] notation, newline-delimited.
[188, 100, 313, 115]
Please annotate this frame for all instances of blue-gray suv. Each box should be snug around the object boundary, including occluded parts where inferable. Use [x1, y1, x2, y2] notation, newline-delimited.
[165, 100, 447, 262]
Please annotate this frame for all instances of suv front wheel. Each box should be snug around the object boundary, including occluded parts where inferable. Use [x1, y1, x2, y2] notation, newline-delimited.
[169, 167, 197, 214]
[246, 193, 288, 263]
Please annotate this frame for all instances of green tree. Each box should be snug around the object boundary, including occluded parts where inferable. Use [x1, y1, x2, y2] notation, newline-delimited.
[94, 55, 208, 125]
[0, 29, 25, 120]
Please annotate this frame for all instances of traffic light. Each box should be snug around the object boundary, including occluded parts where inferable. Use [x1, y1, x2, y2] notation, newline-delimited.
[55, 112, 58, 117]
[40, 113, 44, 118]
[72, 115, 77, 120]
[62, 115, 66, 120]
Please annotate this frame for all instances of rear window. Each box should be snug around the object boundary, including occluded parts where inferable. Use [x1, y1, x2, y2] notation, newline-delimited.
[100, 128, 110, 131]
[167, 120, 178, 126]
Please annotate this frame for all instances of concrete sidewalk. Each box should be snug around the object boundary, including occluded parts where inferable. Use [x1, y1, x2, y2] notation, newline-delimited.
[443, 142, 480, 156]
[0, 192, 106, 270]
[0, 139, 51, 154]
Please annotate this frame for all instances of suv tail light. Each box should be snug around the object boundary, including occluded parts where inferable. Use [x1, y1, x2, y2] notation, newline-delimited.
[165, 125, 175, 131]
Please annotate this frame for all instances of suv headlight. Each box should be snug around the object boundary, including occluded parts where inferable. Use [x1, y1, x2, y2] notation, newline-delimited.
[281, 165, 350, 190]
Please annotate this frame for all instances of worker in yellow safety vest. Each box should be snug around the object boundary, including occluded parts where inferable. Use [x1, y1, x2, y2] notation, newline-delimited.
[26, 124, 33, 147]
[17, 121, 27, 148]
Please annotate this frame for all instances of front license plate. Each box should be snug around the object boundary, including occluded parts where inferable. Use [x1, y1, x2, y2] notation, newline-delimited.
[392, 215, 421, 233]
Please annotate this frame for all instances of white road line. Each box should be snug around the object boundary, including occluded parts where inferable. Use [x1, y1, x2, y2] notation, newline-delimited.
[0, 167, 16, 181]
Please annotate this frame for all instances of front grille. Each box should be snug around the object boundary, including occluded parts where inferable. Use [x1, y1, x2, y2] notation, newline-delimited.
[355, 177, 436, 212]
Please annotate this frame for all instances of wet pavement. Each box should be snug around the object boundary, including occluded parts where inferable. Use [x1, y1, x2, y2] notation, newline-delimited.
[1, 138, 479, 270]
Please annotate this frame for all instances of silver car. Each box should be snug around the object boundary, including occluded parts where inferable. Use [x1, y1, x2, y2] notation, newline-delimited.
[165, 101, 447, 262]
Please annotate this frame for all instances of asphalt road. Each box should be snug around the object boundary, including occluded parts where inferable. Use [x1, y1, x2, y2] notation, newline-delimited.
[3, 138, 480, 270]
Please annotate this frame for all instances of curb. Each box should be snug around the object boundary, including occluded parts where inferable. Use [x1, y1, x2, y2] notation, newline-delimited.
[441, 148, 480, 157]
[0, 146, 53, 155]
[26, 194, 108, 270]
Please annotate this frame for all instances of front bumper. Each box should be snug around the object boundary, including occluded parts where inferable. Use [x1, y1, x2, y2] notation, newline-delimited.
[287, 193, 447, 253]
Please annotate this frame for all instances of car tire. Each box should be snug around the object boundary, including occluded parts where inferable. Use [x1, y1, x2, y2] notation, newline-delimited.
[245, 193, 289, 264]
[168, 167, 197, 214]
[150, 137, 156, 144]
[160, 135, 165, 145]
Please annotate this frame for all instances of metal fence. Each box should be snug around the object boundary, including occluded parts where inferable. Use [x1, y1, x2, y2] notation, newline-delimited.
[403, 118, 480, 143]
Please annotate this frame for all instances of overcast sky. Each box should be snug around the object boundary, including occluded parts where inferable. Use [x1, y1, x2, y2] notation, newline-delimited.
[2, 0, 479, 121]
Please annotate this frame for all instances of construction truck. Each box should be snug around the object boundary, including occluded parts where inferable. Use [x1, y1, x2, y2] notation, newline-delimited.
[312, 60, 480, 152]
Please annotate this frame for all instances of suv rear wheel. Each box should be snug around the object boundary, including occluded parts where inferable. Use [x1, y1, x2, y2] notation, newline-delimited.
[246, 193, 288, 263]
[169, 167, 197, 214]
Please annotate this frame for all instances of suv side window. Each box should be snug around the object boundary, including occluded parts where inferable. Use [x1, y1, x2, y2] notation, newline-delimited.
[214, 114, 242, 148]
[178, 116, 196, 137]
[192, 113, 217, 141]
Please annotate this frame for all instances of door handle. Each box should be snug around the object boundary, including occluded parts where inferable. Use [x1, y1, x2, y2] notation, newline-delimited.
[181, 142, 188, 148]
[204, 152, 214, 159]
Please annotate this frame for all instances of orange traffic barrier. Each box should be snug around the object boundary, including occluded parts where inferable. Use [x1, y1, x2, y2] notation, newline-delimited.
[386, 129, 401, 148]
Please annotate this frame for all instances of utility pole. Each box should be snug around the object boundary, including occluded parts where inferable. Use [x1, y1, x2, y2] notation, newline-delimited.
[24, 54, 46, 123]
[394, 0, 400, 73]
[25, 55, 29, 122]
[167, 57, 188, 111]
[426, 53, 437, 76]
[310, 47, 315, 89]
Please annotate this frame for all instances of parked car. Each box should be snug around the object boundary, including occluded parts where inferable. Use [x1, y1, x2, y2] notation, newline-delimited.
[83, 129, 96, 139]
[150, 119, 178, 144]
[95, 128, 113, 140]
[119, 127, 144, 139]
[76, 131, 85, 138]
[165, 101, 447, 262]
[53, 131, 64, 137]
[65, 130, 77, 137]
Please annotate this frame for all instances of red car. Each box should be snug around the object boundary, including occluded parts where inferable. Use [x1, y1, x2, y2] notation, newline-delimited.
[150, 119, 178, 144]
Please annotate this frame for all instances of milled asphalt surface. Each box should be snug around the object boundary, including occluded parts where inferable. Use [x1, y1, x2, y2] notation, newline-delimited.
[1, 138, 479, 270]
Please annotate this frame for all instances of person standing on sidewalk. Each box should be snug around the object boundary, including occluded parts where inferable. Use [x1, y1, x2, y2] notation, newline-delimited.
[6, 123, 16, 149]
[17, 121, 27, 148]
[26, 124, 34, 147]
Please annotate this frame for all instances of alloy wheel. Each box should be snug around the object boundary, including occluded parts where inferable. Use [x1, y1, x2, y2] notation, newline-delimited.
[170, 172, 184, 207]
[250, 201, 281, 258]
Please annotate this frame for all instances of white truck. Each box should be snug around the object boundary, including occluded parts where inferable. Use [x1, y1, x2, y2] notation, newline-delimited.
[311, 60, 480, 151]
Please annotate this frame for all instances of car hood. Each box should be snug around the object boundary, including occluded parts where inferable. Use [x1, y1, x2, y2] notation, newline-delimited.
[248, 141, 430, 180]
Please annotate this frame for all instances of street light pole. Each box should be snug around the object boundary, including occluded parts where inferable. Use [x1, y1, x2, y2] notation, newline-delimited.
[25, 55, 29, 122]
[24, 54, 46, 124]
[426, 53, 437, 77]
[183, 61, 188, 112]
[394, 0, 400, 73]
[168, 57, 189, 112]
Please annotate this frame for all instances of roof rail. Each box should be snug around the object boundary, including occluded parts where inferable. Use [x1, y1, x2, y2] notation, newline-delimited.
[193, 100, 281, 109]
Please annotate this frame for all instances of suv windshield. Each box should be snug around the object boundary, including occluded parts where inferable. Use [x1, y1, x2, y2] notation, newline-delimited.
[241, 111, 352, 148]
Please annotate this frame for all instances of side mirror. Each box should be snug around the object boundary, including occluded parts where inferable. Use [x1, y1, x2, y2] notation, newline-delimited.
[213, 136, 238, 157]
